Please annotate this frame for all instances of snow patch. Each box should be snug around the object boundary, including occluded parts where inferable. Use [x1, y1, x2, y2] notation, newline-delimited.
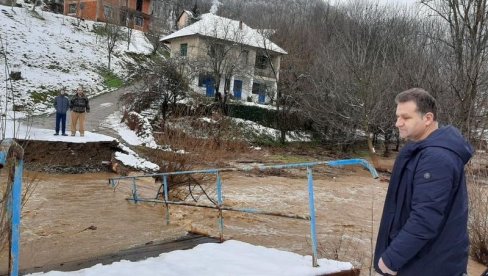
[27, 240, 353, 276]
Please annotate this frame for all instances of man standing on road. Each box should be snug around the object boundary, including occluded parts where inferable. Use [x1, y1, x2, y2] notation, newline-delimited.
[70, 86, 90, 137]
[374, 88, 473, 275]
[53, 88, 70, 136]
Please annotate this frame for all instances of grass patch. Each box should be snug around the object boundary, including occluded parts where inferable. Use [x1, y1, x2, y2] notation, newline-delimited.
[30, 90, 58, 104]
[98, 67, 124, 88]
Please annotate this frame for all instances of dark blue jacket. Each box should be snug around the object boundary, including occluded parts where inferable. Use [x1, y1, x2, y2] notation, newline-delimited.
[374, 126, 473, 276]
[54, 95, 70, 114]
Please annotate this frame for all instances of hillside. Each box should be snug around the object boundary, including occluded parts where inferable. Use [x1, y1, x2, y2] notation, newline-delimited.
[0, 6, 153, 116]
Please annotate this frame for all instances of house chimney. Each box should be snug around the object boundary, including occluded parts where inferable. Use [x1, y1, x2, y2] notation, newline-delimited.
[239, 21, 243, 30]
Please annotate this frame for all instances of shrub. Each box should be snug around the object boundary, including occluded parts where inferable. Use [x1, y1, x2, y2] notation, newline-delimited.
[467, 163, 488, 265]
[227, 103, 313, 132]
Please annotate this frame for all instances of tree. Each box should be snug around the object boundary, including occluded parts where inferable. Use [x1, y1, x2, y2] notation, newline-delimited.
[105, 23, 122, 70]
[421, 0, 488, 141]
[191, 14, 252, 113]
[149, 58, 190, 122]
[120, 58, 190, 128]
[145, 15, 167, 54]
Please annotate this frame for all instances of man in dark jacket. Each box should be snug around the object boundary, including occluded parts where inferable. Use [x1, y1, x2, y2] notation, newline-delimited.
[53, 88, 70, 136]
[374, 88, 473, 276]
[69, 86, 90, 137]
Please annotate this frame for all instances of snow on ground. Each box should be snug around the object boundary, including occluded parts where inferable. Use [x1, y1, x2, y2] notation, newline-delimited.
[2, 118, 159, 171]
[27, 240, 353, 276]
[102, 112, 155, 147]
[102, 111, 186, 154]
[232, 117, 312, 142]
[0, 6, 153, 115]
[115, 143, 159, 171]
[238, 100, 277, 110]
[3, 119, 114, 142]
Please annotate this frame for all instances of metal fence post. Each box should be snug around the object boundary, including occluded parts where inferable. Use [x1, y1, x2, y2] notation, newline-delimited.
[216, 172, 224, 242]
[163, 175, 169, 225]
[307, 166, 318, 267]
[10, 160, 23, 276]
[131, 177, 138, 203]
[108, 158, 379, 269]
[0, 139, 24, 276]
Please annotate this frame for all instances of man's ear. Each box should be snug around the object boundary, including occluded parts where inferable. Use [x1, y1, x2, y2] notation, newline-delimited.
[424, 112, 434, 125]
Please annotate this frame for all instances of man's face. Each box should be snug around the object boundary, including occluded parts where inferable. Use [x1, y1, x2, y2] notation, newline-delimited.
[395, 101, 429, 141]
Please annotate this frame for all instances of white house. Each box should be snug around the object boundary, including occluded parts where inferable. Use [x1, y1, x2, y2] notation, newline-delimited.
[160, 13, 287, 104]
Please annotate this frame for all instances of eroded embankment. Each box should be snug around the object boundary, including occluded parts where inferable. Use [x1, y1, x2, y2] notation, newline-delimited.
[17, 139, 121, 173]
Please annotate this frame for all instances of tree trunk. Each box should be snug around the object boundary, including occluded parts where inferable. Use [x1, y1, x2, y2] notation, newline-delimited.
[367, 132, 380, 169]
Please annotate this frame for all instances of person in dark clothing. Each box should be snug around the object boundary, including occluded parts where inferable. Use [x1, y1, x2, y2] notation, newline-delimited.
[53, 88, 70, 136]
[69, 86, 90, 137]
[374, 88, 473, 276]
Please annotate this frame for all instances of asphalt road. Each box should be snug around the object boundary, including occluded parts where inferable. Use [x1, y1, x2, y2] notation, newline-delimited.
[28, 83, 142, 138]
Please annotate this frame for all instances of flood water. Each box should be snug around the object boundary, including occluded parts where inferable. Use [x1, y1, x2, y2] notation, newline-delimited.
[0, 168, 486, 275]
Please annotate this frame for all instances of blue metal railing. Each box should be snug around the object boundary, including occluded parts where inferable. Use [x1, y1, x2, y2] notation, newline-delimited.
[109, 158, 378, 267]
[0, 139, 24, 276]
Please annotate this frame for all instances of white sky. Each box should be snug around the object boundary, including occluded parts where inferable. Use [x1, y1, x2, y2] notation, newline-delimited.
[330, 0, 419, 7]
[26, 240, 353, 276]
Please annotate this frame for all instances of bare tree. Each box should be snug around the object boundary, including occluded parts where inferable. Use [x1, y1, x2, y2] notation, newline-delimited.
[294, 2, 426, 155]
[119, 58, 190, 129]
[421, 0, 488, 141]
[190, 15, 252, 113]
[146, 16, 167, 54]
[105, 23, 123, 70]
[124, 0, 133, 50]
[101, 3, 123, 70]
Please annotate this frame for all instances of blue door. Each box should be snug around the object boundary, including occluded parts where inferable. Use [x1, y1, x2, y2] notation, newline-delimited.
[258, 92, 266, 104]
[233, 80, 242, 100]
[205, 78, 214, 97]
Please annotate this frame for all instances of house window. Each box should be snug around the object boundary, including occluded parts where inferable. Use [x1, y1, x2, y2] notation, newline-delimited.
[198, 73, 213, 87]
[252, 82, 266, 95]
[135, 16, 143, 27]
[240, 50, 249, 65]
[255, 52, 269, 69]
[104, 5, 113, 19]
[180, 43, 188, 57]
[119, 10, 127, 26]
[68, 3, 77, 13]
[136, 0, 143, 11]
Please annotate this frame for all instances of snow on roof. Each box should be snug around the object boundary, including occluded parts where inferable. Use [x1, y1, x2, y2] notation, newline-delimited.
[161, 13, 287, 55]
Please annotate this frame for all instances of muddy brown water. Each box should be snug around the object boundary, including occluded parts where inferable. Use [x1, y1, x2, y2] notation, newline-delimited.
[0, 167, 486, 275]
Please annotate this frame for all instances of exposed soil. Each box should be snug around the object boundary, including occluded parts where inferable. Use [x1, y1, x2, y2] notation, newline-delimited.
[17, 140, 121, 173]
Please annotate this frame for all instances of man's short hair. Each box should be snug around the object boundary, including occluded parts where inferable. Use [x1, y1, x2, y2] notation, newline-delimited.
[395, 88, 437, 120]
